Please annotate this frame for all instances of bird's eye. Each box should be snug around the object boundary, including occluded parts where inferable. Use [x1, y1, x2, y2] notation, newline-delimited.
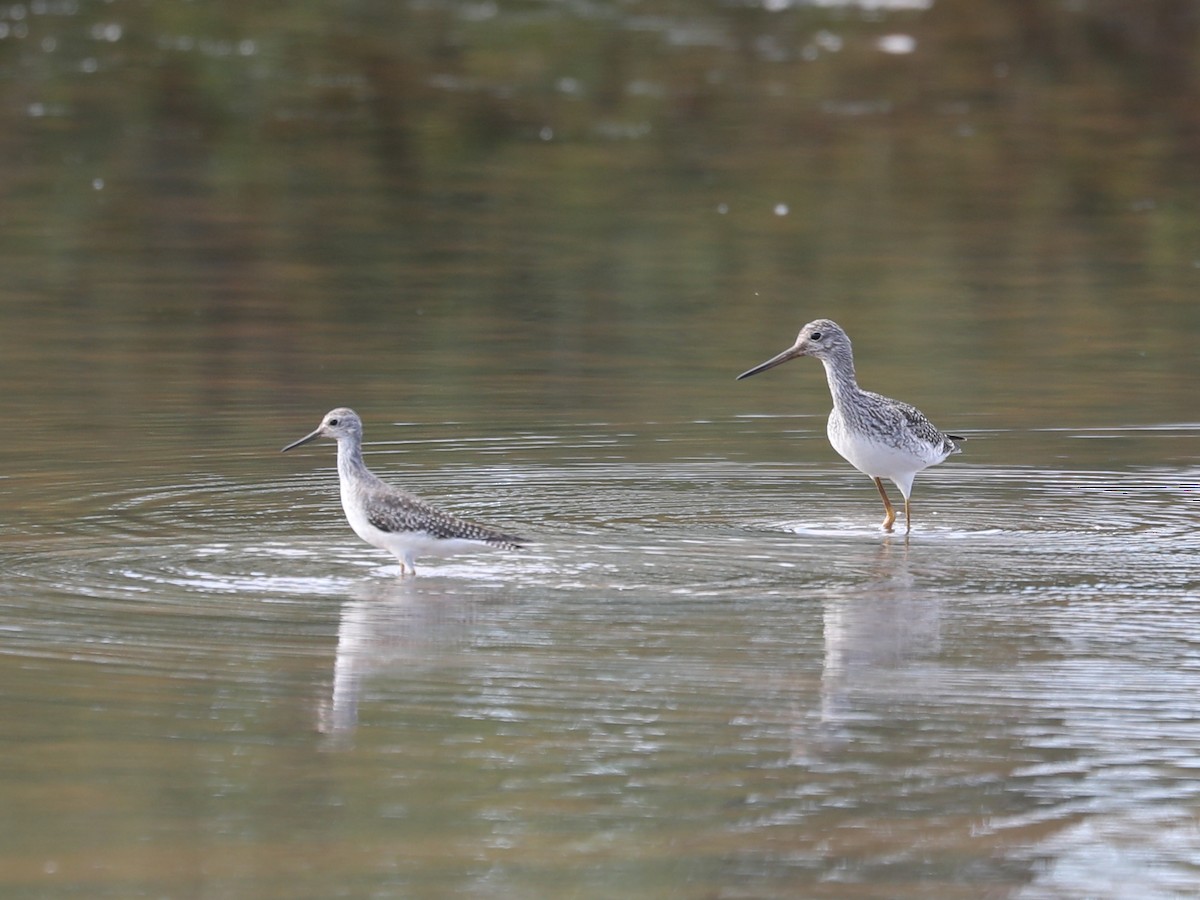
[810, 331, 823, 341]
[328, 418, 339, 426]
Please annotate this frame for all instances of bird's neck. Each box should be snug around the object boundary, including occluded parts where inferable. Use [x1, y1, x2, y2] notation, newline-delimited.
[820, 350, 861, 407]
[335, 438, 369, 484]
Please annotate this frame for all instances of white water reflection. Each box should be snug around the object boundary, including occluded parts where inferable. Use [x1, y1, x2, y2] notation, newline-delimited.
[1015, 808, 1200, 899]
[818, 540, 942, 731]
[321, 578, 487, 737]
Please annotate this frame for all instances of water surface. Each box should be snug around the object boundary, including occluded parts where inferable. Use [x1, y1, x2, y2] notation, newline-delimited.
[2, 0, 1200, 897]
[3, 416, 1197, 897]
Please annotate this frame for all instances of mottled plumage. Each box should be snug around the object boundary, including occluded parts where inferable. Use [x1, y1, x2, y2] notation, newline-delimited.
[737, 318, 963, 532]
[283, 408, 526, 574]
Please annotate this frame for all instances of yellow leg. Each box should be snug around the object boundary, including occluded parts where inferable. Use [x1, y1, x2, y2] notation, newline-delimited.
[874, 477, 895, 531]
[904, 496, 912, 533]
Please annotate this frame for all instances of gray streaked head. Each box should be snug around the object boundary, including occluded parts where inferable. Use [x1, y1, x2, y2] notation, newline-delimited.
[737, 318, 852, 380]
[282, 407, 363, 452]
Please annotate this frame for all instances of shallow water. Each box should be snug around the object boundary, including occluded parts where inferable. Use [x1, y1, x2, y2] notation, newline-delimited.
[4, 0, 1200, 895]
[3, 417, 1197, 898]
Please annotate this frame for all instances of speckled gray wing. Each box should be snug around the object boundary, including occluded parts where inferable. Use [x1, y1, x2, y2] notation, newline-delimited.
[363, 488, 527, 548]
[860, 390, 962, 456]
[893, 399, 962, 455]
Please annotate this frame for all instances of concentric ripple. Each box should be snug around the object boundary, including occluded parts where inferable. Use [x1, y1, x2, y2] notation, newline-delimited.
[5, 419, 1195, 599]
[1, 419, 1198, 898]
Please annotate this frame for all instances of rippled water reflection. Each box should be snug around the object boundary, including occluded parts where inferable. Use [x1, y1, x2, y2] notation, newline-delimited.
[2, 419, 1196, 897]
[4, 0, 1199, 890]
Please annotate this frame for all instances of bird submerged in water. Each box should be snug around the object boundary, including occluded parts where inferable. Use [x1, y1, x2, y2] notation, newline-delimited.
[282, 408, 527, 574]
[737, 319, 963, 532]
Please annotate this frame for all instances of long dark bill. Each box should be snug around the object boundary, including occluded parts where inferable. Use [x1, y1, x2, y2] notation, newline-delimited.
[736, 345, 803, 381]
[281, 429, 323, 452]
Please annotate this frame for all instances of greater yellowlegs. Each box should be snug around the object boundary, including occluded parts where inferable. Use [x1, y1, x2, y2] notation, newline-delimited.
[282, 408, 526, 574]
[737, 319, 963, 532]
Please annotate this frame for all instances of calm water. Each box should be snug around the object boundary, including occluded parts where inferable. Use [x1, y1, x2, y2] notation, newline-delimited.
[3, 0, 1200, 898]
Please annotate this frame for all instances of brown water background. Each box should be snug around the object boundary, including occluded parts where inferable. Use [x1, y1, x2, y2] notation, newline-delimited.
[1, 1, 1198, 897]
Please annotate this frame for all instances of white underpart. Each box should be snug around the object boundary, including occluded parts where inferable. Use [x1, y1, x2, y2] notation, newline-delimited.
[827, 408, 952, 499]
[338, 478, 497, 573]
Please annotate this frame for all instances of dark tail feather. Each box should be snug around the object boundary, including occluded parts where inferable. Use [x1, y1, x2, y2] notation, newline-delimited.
[487, 532, 528, 551]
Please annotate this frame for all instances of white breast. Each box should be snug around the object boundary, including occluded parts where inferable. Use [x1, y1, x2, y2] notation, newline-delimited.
[827, 410, 946, 498]
[341, 483, 387, 549]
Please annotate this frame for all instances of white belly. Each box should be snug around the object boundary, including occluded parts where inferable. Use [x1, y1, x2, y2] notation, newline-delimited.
[827, 410, 941, 498]
[340, 484, 496, 569]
